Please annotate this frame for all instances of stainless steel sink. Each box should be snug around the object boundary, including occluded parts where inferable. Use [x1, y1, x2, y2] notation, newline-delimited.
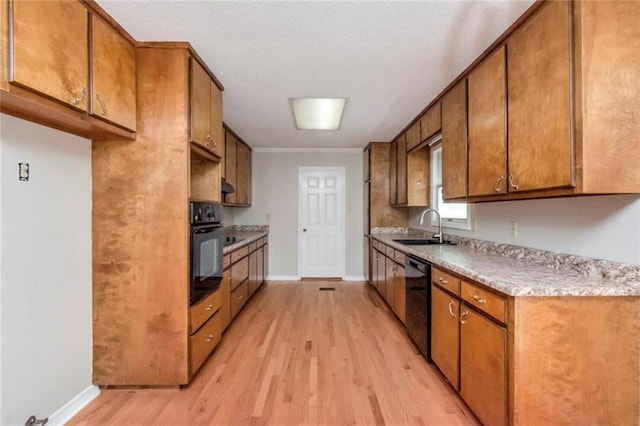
[392, 238, 456, 246]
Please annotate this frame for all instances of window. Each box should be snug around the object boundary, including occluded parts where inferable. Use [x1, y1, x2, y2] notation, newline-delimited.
[430, 139, 471, 230]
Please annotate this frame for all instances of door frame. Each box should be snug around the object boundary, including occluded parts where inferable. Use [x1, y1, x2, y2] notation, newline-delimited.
[297, 166, 346, 279]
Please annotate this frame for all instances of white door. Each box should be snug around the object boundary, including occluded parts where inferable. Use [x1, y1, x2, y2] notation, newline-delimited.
[299, 167, 345, 278]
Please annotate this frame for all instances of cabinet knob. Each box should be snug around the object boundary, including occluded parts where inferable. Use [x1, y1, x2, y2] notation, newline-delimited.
[448, 300, 457, 318]
[205, 334, 214, 342]
[205, 304, 213, 311]
[473, 294, 487, 304]
[508, 174, 519, 190]
[439, 277, 448, 284]
[72, 87, 86, 106]
[95, 94, 107, 116]
[494, 176, 504, 192]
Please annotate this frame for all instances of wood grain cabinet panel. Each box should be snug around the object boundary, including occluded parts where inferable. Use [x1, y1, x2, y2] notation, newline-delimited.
[460, 307, 507, 426]
[468, 46, 507, 197]
[90, 14, 136, 132]
[209, 81, 224, 159]
[230, 280, 248, 319]
[11, 0, 89, 110]
[431, 284, 460, 389]
[441, 80, 468, 200]
[392, 261, 406, 324]
[507, 0, 573, 192]
[190, 59, 213, 152]
[189, 310, 222, 375]
[405, 120, 421, 151]
[235, 140, 252, 206]
[224, 129, 237, 204]
[396, 135, 408, 205]
[384, 256, 396, 310]
[420, 102, 441, 142]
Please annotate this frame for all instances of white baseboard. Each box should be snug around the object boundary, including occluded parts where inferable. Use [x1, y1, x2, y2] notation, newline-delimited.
[266, 275, 301, 281]
[342, 275, 366, 281]
[48, 385, 100, 426]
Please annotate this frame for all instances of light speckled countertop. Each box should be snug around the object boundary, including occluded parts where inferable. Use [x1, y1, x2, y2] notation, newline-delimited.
[372, 231, 640, 297]
[223, 226, 268, 254]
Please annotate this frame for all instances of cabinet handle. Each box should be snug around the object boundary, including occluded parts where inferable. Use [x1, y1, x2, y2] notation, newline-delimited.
[508, 175, 519, 190]
[206, 135, 212, 147]
[473, 294, 487, 304]
[211, 137, 217, 149]
[205, 334, 214, 343]
[238, 294, 243, 301]
[438, 277, 448, 285]
[72, 87, 86, 106]
[448, 300, 457, 318]
[205, 304, 213, 311]
[460, 309, 469, 325]
[494, 176, 504, 192]
[95, 94, 107, 116]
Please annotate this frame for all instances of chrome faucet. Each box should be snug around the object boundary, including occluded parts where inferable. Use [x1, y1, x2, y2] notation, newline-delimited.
[419, 208, 443, 243]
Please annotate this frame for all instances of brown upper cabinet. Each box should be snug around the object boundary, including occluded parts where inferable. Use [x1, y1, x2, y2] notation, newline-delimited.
[90, 14, 137, 132]
[190, 59, 224, 159]
[405, 120, 421, 152]
[2, 0, 136, 139]
[441, 80, 468, 200]
[420, 102, 441, 144]
[468, 46, 507, 197]
[506, 0, 572, 193]
[223, 125, 252, 207]
[11, 0, 89, 110]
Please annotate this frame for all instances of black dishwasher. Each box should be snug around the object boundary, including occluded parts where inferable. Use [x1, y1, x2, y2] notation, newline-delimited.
[405, 255, 431, 360]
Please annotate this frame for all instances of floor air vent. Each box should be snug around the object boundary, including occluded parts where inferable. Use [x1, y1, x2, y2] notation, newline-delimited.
[319, 287, 336, 291]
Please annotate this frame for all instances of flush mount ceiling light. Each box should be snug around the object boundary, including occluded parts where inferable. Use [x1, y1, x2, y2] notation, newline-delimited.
[289, 97, 347, 130]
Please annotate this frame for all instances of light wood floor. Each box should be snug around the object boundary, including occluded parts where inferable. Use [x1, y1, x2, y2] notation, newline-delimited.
[69, 281, 479, 425]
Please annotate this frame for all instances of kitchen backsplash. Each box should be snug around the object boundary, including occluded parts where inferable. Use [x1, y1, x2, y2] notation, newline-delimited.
[372, 227, 640, 284]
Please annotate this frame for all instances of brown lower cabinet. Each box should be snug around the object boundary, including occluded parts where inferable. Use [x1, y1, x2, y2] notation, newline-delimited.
[226, 236, 268, 321]
[430, 264, 638, 426]
[371, 239, 406, 325]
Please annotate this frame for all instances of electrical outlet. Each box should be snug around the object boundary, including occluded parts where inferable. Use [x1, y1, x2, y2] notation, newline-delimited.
[18, 162, 29, 181]
[509, 220, 518, 237]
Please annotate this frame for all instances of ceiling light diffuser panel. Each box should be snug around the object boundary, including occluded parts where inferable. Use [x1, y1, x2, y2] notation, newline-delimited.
[290, 98, 347, 130]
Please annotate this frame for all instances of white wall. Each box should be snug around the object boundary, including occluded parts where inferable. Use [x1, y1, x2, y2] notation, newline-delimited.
[410, 195, 640, 265]
[234, 149, 363, 278]
[0, 114, 93, 425]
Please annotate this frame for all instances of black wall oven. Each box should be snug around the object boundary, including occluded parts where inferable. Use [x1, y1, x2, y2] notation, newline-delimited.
[405, 255, 432, 360]
[190, 201, 223, 306]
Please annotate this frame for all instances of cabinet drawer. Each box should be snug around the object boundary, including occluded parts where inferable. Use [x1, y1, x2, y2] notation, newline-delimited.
[432, 267, 461, 296]
[231, 256, 249, 291]
[231, 245, 249, 264]
[385, 245, 395, 258]
[393, 250, 406, 264]
[461, 281, 507, 323]
[189, 311, 222, 375]
[189, 288, 222, 334]
[249, 241, 258, 252]
[223, 254, 231, 269]
[231, 279, 249, 319]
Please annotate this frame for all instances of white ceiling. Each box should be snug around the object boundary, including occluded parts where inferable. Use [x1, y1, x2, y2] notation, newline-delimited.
[96, 0, 535, 149]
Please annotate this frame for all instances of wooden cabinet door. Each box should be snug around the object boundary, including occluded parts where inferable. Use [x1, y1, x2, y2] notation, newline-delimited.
[235, 141, 251, 206]
[363, 236, 370, 284]
[406, 121, 421, 151]
[420, 102, 441, 142]
[431, 285, 460, 390]
[385, 257, 396, 308]
[460, 307, 507, 426]
[257, 246, 264, 287]
[190, 59, 212, 150]
[224, 129, 237, 204]
[441, 80, 468, 200]
[389, 140, 398, 205]
[248, 250, 258, 297]
[507, 1, 573, 192]
[90, 15, 136, 132]
[393, 263, 406, 324]
[221, 268, 232, 331]
[376, 249, 386, 296]
[11, 0, 89, 110]
[468, 46, 507, 196]
[209, 81, 224, 158]
[397, 135, 408, 205]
